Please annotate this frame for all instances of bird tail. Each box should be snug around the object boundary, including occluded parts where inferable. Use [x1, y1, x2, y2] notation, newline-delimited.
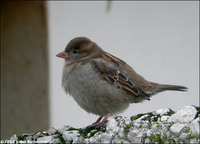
[158, 84, 188, 92]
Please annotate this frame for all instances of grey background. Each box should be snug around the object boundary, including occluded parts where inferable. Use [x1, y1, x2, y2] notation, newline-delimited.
[47, 1, 199, 128]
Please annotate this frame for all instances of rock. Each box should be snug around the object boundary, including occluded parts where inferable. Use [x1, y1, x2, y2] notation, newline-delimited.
[58, 125, 70, 134]
[62, 130, 80, 143]
[189, 117, 200, 138]
[37, 135, 54, 143]
[154, 108, 173, 116]
[73, 137, 83, 143]
[47, 127, 57, 135]
[25, 135, 33, 141]
[170, 123, 185, 136]
[168, 105, 197, 123]
[100, 133, 113, 143]
[161, 115, 170, 121]
[106, 118, 119, 133]
[127, 129, 142, 143]
[32, 132, 42, 140]
[5, 105, 200, 143]
[10, 134, 18, 141]
[180, 133, 189, 141]
[50, 138, 61, 143]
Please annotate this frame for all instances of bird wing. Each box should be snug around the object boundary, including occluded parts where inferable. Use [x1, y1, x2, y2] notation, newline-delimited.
[90, 59, 150, 99]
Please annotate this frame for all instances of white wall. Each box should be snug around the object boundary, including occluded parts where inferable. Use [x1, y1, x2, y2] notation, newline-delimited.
[47, 1, 199, 128]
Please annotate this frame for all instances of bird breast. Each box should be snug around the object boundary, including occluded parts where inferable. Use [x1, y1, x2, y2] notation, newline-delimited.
[62, 61, 129, 116]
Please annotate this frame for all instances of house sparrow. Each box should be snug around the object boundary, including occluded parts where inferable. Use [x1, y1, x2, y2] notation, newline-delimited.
[56, 37, 187, 128]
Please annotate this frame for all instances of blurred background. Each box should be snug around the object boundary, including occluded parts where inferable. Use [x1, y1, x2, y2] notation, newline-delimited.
[1, 1, 199, 139]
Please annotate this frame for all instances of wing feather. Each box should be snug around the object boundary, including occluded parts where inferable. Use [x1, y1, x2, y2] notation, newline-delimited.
[91, 60, 150, 99]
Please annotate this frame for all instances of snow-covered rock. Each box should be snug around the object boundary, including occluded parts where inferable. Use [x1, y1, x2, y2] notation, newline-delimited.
[170, 123, 185, 136]
[189, 117, 200, 138]
[37, 135, 54, 143]
[168, 105, 197, 123]
[6, 105, 200, 143]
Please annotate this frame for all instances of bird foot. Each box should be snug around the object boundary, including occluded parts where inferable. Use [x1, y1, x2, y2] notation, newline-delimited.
[86, 120, 108, 128]
[86, 113, 110, 128]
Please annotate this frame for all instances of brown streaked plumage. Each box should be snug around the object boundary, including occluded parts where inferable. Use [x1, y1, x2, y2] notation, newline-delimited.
[56, 37, 187, 128]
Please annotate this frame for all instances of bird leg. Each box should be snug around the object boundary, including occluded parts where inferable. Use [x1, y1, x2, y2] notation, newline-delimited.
[93, 116, 103, 124]
[86, 113, 110, 128]
[86, 116, 103, 128]
[96, 112, 110, 128]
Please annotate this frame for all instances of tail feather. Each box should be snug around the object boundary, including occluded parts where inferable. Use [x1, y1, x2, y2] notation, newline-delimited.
[159, 84, 188, 92]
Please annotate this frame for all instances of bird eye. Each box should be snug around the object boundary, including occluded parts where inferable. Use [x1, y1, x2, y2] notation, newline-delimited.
[72, 50, 78, 54]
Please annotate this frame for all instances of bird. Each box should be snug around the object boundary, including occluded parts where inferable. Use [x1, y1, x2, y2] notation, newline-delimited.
[56, 37, 187, 128]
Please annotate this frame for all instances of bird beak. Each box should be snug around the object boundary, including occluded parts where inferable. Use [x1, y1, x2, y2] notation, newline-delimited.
[56, 51, 69, 59]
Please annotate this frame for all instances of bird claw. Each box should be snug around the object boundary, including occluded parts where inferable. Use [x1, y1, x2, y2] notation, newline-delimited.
[86, 113, 110, 128]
